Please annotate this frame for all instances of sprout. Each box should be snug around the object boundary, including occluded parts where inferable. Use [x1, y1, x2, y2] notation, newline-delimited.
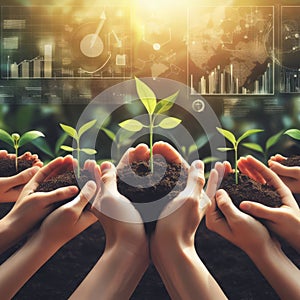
[119, 77, 181, 172]
[0, 129, 45, 171]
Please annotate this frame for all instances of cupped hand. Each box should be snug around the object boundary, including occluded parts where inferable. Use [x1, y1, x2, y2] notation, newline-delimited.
[0, 151, 43, 202]
[237, 155, 300, 252]
[206, 163, 277, 256]
[267, 154, 300, 193]
[91, 161, 148, 255]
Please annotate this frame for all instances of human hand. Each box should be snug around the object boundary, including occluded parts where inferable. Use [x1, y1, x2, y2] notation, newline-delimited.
[206, 161, 277, 257]
[0, 151, 43, 202]
[0, 156, 79, 253]
[91, 161, 148, 256]
[237, 155, 300, 253]
[267, 154, 300, 193]
[151, 160, 207, 250]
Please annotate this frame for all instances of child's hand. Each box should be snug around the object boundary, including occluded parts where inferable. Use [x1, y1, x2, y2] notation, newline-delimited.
[268, 154, 300, 193]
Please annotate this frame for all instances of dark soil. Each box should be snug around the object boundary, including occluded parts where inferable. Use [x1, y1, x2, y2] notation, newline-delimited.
[36, 169, 91, 193]
[117, 156, 188, 234]
[280, 155, 300, 167]
[35, 169, 92, 209]
[220, 172, 282, 208]
[0, 154, 38, 177]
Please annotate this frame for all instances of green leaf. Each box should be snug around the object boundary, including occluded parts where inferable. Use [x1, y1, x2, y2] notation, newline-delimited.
[242, 142, 264, 153]
[81, 148, 97, 155]
[101, 128, 116, 141]
[266, 130, 284, 151]
[237, 129, 263, 144]
[158, 117, 182, 129]
[135, 77, 156, 115]
[31, 139, 54, 157]
[19, 131, 45, 148]
[188, 144, 198, 154]
[0, 129, 13, 147]
[119, 119, 144, 132]
[202, 156, 219, 164]
[154, 91, 179, 114]
[216, 127, 236, 146]
[217, 147, 234, 152]
[284, 129, 300, 140]
[60, 123, 78, 140]
[78, 120, 97, 138]
[60, 145, 74, 152]
[55, 133, 68, 155]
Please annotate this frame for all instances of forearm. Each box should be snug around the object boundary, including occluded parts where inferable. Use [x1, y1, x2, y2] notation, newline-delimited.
[0, 232, 61, 299]
[70, 244, 149, 300]
[152, 242, 227, 300]
[248, 243, 300, 300]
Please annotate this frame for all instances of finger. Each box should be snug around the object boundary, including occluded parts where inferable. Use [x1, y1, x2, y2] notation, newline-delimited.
[269, 160, 300, 179]
[223, 161, 233, 174]
[245, 156, 289, 190]
[206, 169, 219, 212]
[184, 160, 205, 196]
[153, 141, 183, 165]
[215, 189, 241, 222]
[269, 154, 286, 163]
[65, 181, 97, 212]
[4, 166, 40, 189]
[238, 157, 266, 184]
[116, 147, 133, 170]
[100, 162, 118, 192]
[132, 143, 150, 162]
[0, 150, 8, 159]
[239, 200, 277, 222]
[214, 162, 226, 186]
[36, 185, 79, 206]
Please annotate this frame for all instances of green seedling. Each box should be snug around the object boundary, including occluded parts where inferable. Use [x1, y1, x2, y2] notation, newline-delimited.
[119, 77, 181, 172]
[242, 130, 284, 163]
[284, 128, 300, 141]
[60, 120, 97, 177]
[216, 127, 263, 184]
[0, 129, 45, 171]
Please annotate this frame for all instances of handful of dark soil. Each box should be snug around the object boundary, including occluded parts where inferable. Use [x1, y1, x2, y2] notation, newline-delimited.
[36, 169, 92, 208]
[220, 173, 282, 208]
[279, 155, 300, 167]
[0, 153, 39, 177]
[117, 156, 188, 234]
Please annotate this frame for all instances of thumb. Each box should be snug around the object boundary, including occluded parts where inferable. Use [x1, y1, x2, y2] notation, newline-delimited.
[70, 180, 97, 212]
[215, 189, 241, 220]
[5, 166, 40, 189]
[239, 201, 276, 221]
[100, 162, 117, 192]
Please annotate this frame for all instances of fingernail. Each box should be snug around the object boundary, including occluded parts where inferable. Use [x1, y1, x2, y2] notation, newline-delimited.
[101, 162, 111, 172]
[194, 160, 202, 169]
[241, 202, 251, 210]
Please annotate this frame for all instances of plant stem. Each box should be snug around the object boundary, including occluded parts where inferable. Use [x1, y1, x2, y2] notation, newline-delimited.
[15, 147, 18, 172]
[234, 146, 238, 184]
[77, 147, 80, 178]
[149, 115, 154, 173]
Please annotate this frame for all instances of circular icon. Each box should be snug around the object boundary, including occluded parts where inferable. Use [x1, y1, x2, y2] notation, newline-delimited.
[192, 99, 205, 112]
[80, 34, 104, 58]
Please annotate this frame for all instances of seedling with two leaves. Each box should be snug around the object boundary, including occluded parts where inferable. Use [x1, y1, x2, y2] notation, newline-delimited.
[119, 77, 181, 172]
[0, 129, 45, 171]
[217, 127, 263, 184]
[60, 120, 97, 177]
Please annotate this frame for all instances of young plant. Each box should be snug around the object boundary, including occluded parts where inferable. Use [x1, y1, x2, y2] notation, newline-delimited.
[216, 127, 263, 184]
[284, 128, 300, 141]
[242, 130, 284, 163]
[60, 120, 97, 177]
[0, 129, 45, 171]
[119, 77, 181, 172]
